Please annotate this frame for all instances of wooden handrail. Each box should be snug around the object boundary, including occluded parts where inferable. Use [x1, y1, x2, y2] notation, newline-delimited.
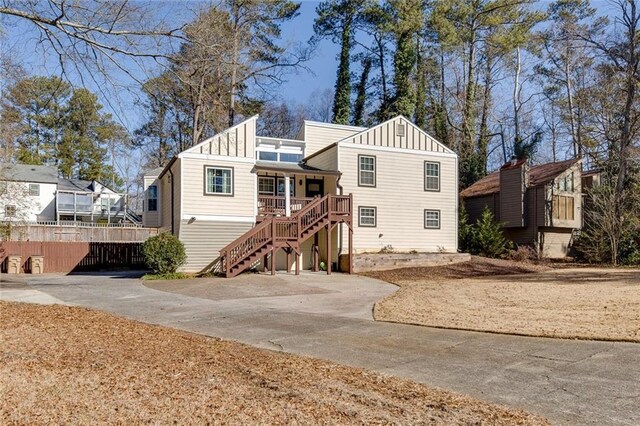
[219, 193, 352, 276]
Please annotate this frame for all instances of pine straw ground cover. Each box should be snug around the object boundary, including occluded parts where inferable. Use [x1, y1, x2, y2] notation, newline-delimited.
[367, 257, 640, 342]
[0, 302, 547, 425]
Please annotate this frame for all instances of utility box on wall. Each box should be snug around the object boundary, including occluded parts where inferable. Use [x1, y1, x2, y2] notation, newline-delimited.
[30, 255, 44, 274]
[7, 255, 22, 274]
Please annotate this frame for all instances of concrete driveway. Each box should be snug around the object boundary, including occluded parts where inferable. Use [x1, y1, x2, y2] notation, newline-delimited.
[1, 271, 639, 425]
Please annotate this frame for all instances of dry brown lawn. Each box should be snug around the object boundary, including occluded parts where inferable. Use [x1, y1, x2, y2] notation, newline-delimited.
[0, 301, 547, 425]
[370, 258, 640, 342]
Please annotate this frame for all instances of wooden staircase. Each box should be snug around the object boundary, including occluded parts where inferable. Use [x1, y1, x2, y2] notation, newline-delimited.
[218, 194, 352, 278]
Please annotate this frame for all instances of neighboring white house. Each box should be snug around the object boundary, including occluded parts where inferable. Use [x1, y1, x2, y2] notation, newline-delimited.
[0, 164, 139, 224]
[145, 115, 459, 274]
[0, 164, 58, 222]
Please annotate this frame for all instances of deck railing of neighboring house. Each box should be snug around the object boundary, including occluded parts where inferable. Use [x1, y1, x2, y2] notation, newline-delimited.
[257, 196, 315, 216]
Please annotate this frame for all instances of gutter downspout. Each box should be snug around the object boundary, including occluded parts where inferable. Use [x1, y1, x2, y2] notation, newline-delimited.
[169, 167, 175, 235]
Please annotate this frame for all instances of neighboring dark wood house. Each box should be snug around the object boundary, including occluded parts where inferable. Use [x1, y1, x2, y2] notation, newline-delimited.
[460, 158, 582, 258]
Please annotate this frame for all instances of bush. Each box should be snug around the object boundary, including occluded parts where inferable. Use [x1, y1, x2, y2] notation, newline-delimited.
[506, 245, 539, 263]
[467, 207, 513, 258]
[142, 233, 186, 274]
[458, 203, 474, 253]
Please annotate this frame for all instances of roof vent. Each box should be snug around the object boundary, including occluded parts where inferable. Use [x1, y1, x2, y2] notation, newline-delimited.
[396, 123, 405, 137]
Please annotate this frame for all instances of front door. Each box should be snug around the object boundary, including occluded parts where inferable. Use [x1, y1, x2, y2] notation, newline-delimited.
[305, 178, 324, 198]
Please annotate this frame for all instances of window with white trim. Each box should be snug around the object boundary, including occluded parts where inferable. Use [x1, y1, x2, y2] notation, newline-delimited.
[424, 161, 440, 191]
[277, 178, 295, 196]
[358, 206, 376, 227]
[258, 177, 275, 195]
[358, 155, 376, 187]
[205, 166, 233, 195]
[147, 185, 158, 211]
[29, 183, 40, 196]
[424, 209, 440, 229]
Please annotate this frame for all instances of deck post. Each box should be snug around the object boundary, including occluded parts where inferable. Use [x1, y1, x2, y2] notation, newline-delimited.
[284, 174, 291, 217]
[313, 233, 319, 272]
[295, 252, 300, 275]
[349, 226, 353, 274]
[326, 224, 332, 275]
[271, 249, 276, 275]
[286, 248, 291, 274]
[263, 254, 267, 273]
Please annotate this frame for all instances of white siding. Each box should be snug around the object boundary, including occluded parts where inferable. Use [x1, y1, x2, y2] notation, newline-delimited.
[179, 156, 256, 219]
[0, 181, 57, 222]
[305, 145, 338, 171]
[303, 122, 364, 157]
[338, 144, 458, 253]
[179, 219, 253, 272]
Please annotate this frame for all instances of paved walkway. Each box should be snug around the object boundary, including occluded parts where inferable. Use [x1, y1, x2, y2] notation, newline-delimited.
[1, 271, 639, 425]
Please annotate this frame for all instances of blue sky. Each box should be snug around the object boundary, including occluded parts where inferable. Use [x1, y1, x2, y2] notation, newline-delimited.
[2, 0, 339, 132]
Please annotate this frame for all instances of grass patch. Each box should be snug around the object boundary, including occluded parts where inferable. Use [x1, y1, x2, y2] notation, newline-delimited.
[141, 272, 192, 280]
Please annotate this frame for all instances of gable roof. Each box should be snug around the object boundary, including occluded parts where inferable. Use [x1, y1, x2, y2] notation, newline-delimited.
[184, 115, 258, 154]
[1, 164, 58, 184]
[460, 158, 580, 198]
[303, 115, 453, 162]
[336, 115, 455, 155]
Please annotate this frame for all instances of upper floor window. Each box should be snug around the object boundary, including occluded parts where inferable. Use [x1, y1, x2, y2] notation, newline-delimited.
[552, 195, 575, 221]
[5, 205, 16, 217]
[205, 166, 233, 195]
[258, 151, 278, 161]
[424, 161, 440, 191]
[147, 185, 158, 211]
[29, 183, 40, 196]
[358, 155, 376, 187]
[257, 151, 303, 163]
[558, 172, 574, 192]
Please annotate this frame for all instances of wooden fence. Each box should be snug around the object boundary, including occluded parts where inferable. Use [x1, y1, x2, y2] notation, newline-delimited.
[3, 224, 158, 242]
[0, 241, 146, 273]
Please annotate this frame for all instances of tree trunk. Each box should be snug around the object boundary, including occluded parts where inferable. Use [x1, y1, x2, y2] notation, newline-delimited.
[353, 57, 372, 126]
[477, 50, 493, 176]
[332, 16, 352, 125]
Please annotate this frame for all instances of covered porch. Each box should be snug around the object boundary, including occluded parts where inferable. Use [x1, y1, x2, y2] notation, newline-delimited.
[254, 161, 341, 218]
[248, 161, 352, 274]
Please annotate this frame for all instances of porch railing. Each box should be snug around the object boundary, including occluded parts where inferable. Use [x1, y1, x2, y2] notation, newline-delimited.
[257, 196, 315, 215]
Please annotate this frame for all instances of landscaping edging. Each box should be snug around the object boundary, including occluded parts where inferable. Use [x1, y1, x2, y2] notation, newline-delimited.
[340, 252, 471, 273]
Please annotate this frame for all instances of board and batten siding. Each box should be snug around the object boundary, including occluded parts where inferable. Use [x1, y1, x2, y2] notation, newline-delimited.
[185, 116, 257, 158]
[339, 116, 453, 154]
[303, 122, 364, 157]
[338, 144, 457, 253]
[305, 145, 338, 171]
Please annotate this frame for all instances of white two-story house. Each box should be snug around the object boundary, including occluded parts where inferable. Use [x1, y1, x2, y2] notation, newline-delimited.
[144, 115, 459, 275]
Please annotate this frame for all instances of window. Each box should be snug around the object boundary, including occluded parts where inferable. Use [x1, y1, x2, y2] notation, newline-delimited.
[552, 195, 575, 221]
[5, 205, 16, 217]
[424, 161, 440, 191]
[29, 183, 40, 196]
[396, 123, 405, 137]
[205, 166, 233, 195]
[258, 177, 275, 195]
[258, 151, 278, 161]
[277, 178, 295, 196]
[358, 206, 376, 227]
[358, 155, 376, 187]
[101, 197, 111, 211]
[557, 173, 574, 192]
[424, 209, 441, 229]
[279, 153, 303, 163]
[147, 185, 158, 211]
